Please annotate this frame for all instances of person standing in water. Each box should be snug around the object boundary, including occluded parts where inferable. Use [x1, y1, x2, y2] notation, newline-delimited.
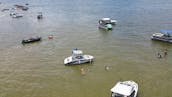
[164, 49, 168, 57]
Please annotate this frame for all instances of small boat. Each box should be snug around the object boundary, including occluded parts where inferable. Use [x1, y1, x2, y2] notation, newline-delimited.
[110, 80, 138, 97]
[151, 30, 172, 43]
[14, 4, 29, 11]
[22, 36, 42, 44]
[10, 13, 23, 18]
[98, 18, 117, 30]
[64, 48, 94, 65]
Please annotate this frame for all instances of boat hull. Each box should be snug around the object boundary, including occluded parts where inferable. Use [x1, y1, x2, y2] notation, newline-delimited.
[64, 55, 94, 65]
[22, 37, 42, 44]
[151, 36, 172, 43]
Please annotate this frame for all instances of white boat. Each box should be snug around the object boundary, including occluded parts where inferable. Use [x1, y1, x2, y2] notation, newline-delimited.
[151, 30, 172, 43]
[10, 13, 23, 18]
[98, 18, 117, 30]
[64, 49, 94, 65]
[110, 80, 138, 97]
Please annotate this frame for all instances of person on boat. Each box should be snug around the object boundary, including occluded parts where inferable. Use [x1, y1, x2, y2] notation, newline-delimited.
[105, 65, 110, 71]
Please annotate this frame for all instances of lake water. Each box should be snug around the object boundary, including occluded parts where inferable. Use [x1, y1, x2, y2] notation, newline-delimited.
[0, 0, 172, 97]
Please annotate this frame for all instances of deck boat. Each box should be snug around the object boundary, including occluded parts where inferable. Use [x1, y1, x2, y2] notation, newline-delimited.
[98, 18, 117, 30]
[22, 36, 42, 44]
[64, 48, 94, 65]
[151, 30, 172, 43]
[110, 80, 138, 97]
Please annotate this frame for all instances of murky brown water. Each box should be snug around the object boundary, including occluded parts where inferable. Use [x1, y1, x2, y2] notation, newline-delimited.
[0, 0, 172, 97]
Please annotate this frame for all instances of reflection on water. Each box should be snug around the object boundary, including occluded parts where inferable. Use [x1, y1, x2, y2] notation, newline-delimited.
[0, 0, 172, 97]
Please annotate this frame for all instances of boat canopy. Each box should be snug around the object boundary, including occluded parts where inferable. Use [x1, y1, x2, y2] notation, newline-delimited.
[102, 18, 111, 21]
[111, 82, 134, 96]
[160, 30, 172, 36]
[100, 18, 111, 24]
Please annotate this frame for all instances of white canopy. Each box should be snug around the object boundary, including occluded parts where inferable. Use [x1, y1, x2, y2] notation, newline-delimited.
[102, 18, 111, 21]
[111, 82, 134, 96]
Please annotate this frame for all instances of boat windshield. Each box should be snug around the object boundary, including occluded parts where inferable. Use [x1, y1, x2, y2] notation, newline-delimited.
[74, 55, 83, 59]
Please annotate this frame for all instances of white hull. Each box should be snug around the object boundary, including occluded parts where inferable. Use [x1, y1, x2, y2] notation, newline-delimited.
[151, 32, 172, 43]
[151, 36, 172, 43]
[64, 55, 94, 65]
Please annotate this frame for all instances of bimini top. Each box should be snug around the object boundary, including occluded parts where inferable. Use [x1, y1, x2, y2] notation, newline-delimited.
[160, 30, 172, 36]
[101, 18, 111, 23]
[111, 82, 134, 96]
[102, 18, 111, 21]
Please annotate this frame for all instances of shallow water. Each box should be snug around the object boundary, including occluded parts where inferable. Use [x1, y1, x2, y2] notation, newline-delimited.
[0, 0, 172, 97]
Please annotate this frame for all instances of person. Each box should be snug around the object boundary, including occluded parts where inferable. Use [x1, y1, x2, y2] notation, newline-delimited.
[157, 52, 162, 58]
[164, 49, 167, 56]
[105, 65, 110, 71]
[81, 68, 86, 75]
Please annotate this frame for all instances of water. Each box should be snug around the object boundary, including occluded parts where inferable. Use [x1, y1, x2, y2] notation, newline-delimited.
[0, 0, 172, 97]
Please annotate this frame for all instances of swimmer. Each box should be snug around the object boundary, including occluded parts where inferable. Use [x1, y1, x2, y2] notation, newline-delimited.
[81, 68, 86, 75]
[164, 49, 167, 56]
[48, 35, 53, 39]
[105, 65, 110, 71]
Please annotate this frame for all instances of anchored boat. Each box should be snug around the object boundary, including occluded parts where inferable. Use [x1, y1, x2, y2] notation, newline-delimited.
[151, 30, 172, 43]
[22, 36, 42, 44]
[14, 4, 29, 11]
[98, 18, 117, 30]
[64, 48, 94, 65]
[110, 80, 138, 97]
